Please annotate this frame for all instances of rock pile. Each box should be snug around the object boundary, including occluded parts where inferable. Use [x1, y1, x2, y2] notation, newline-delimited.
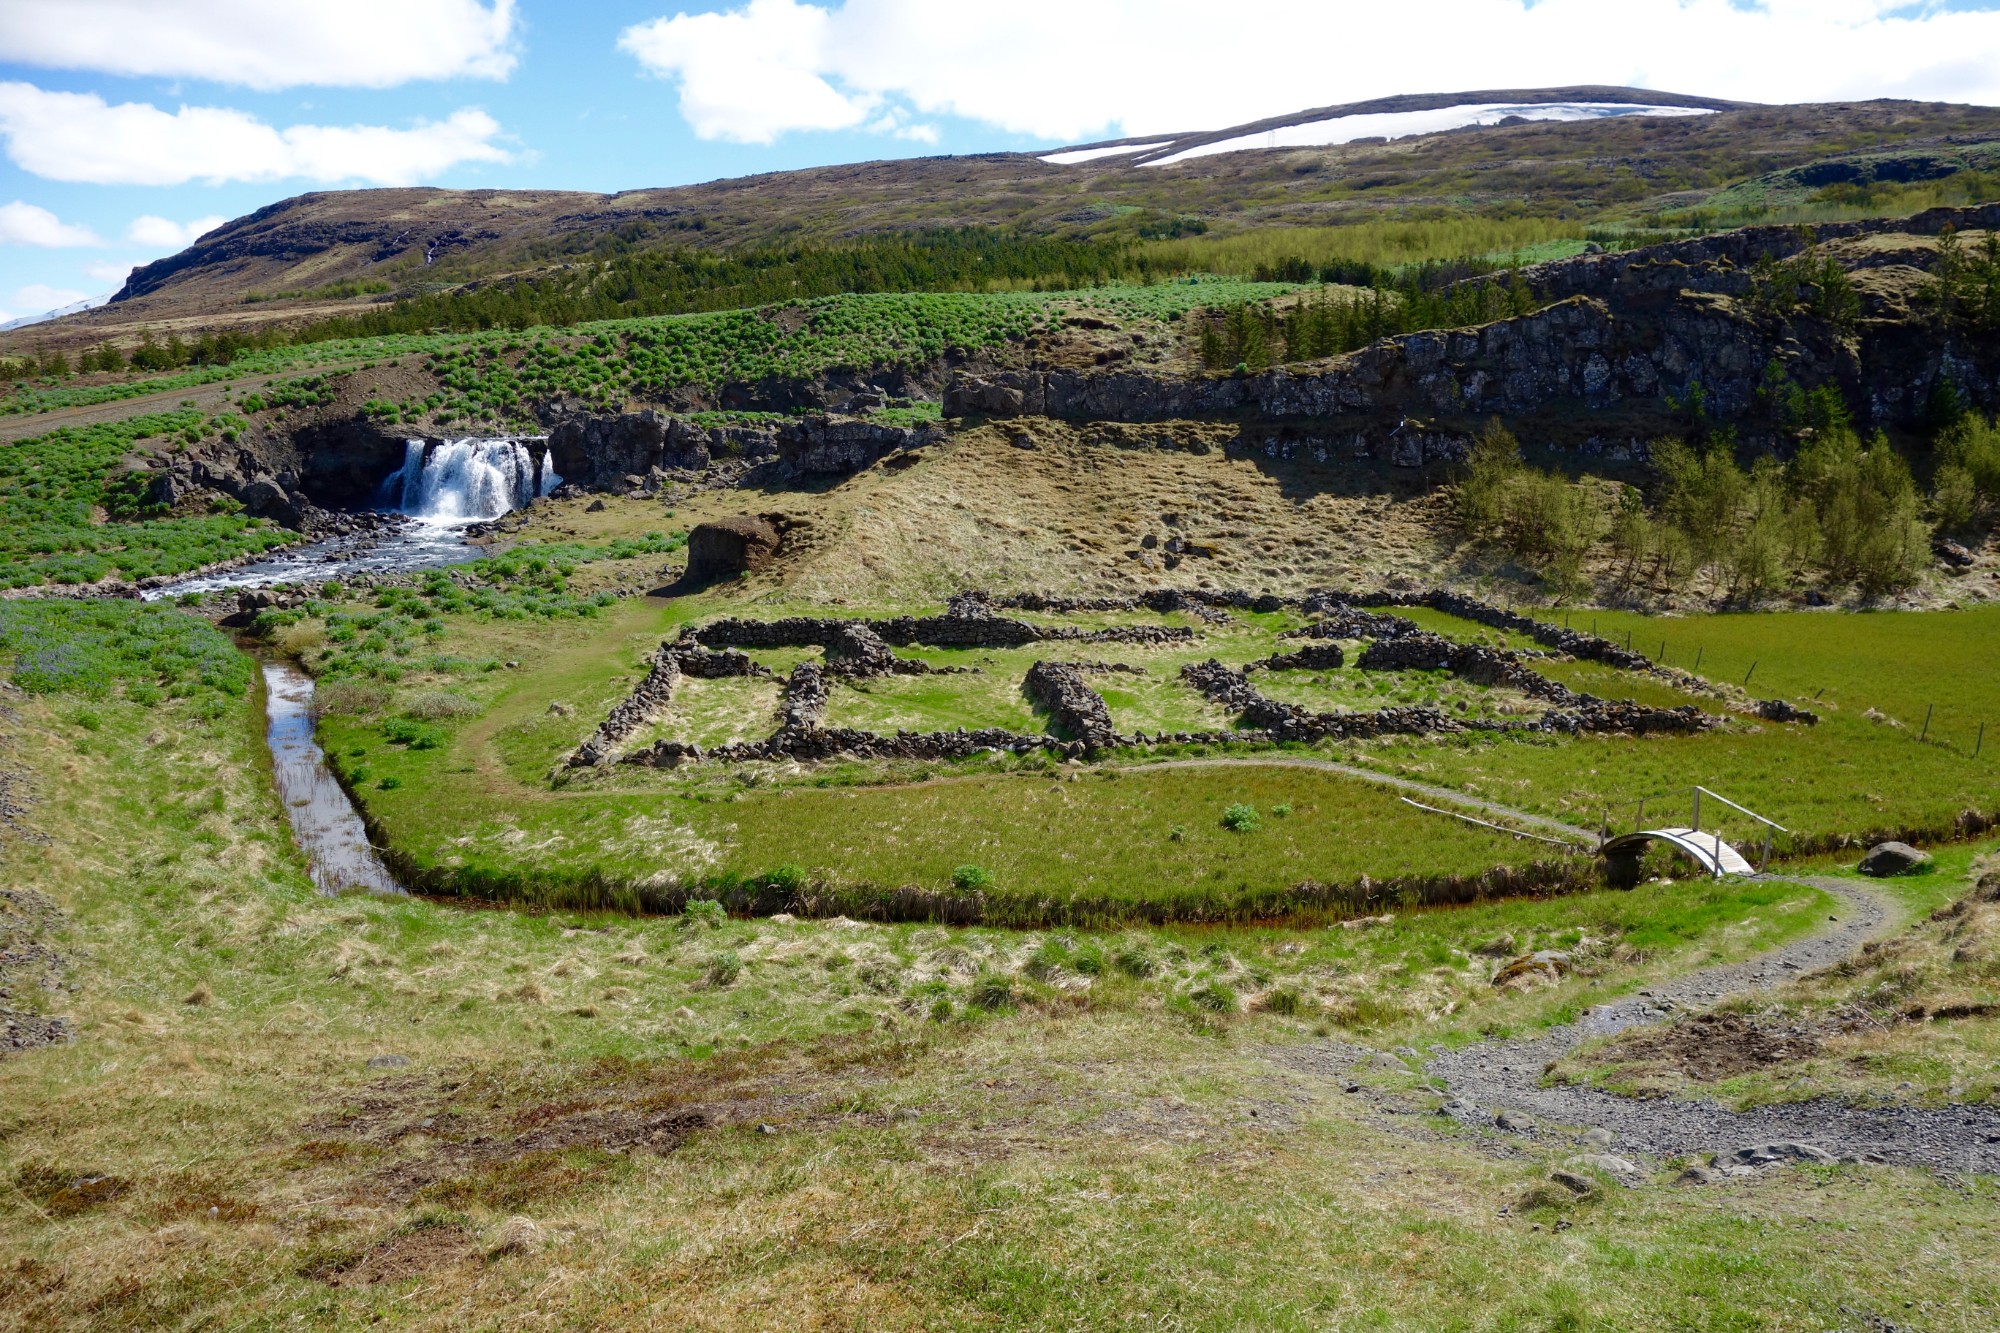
[1024, 661, 1117, 751]
[1249, 643, 1347, 672]
[569, 645, 683, 768]
[1179, 659, 1460, 742]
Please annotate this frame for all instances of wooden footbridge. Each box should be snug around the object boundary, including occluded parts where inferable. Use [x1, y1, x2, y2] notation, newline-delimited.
[1600, 787, 1786, 881]
[1400, 784, 1784, 881]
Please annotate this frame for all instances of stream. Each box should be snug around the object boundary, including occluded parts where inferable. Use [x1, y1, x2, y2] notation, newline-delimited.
[262, 659, 403, 895]
[231, 439, 559, 894]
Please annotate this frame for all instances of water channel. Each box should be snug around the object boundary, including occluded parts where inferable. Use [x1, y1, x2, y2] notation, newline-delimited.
[263, 660, 403, 895]
[227, 437, 558, 893]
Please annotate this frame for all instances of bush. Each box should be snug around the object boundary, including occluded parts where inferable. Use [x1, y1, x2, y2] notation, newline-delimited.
[704, 951, 742, 987]
[380, 717, 444, 749]
[764, 863, 808, 894]
[951, 864, 994, 892]
[680, 899, 727, 930]
[1221, 803, 1261, 832]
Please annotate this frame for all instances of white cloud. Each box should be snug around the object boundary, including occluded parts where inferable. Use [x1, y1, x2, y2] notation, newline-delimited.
[0, 200, 102, 247]
[619, 0, 875, 143]
[125, 214, 230, 250]
[619, 0, 2000, 146]
[12, 283, 88, 311]
[0, 0, 517, 91]
[84, 259, 135, 284]
[0, 84, 511, 186]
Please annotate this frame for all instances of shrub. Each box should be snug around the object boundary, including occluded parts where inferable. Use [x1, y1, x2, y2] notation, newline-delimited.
[376, 776, 401, 790]
[380, 717, 444, 749]
[951, 864, 994, 892]
[764, 863, 808, 894]
[1221, 803, 1261, 832]
[680, 899, 727, 930]
[704, 951, 742, 987]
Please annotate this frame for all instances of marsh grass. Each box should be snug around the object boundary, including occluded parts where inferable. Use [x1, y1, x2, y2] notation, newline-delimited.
[10, 683, 1983, 1329]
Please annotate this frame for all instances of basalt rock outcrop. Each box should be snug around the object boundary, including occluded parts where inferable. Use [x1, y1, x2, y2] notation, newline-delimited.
[544, 407, 943, 490]
[943, 206, 2000, 447]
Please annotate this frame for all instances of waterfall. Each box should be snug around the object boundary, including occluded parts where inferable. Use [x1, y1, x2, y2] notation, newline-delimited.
[382, 438, 560, 522]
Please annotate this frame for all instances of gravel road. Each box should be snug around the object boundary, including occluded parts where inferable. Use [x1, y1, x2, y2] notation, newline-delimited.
[1297, 875, 2000, 1173]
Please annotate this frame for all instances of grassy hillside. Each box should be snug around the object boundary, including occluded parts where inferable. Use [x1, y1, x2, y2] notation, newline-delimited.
[14, 97, 2000, 363]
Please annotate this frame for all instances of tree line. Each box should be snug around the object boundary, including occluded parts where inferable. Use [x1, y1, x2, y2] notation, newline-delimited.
[1455, 388, 1994, 601]
[1199, 261, 1541, 370]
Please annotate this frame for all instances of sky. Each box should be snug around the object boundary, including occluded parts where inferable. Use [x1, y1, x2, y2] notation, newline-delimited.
[2, 0, 2000, 325]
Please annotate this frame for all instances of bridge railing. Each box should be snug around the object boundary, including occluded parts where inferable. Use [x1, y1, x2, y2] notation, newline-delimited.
[1692, 786, 1788, 872]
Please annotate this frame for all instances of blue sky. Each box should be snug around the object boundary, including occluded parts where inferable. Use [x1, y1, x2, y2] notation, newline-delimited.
[1, 0, 1998, 324]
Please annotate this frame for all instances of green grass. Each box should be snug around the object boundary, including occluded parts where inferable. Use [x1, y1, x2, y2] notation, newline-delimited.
[1362, 604, 2000, 856]
[10, 673, 1995, 1330]
[2, 281, 1303, 429]
[0, 412, 302, 586]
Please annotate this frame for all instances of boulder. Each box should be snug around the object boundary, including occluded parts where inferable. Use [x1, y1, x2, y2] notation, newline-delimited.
[686, 515, 782, 582]
[1859, 841, 1932, 877]
[1492, 949, 1571, 989]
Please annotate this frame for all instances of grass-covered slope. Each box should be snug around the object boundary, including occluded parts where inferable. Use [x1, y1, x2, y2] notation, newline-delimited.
[0, 412, 301, 586]
[4, 621, 1998, 1329]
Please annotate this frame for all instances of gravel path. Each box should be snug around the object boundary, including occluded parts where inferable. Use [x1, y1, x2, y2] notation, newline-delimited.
[1299, 875, 2000, 1173]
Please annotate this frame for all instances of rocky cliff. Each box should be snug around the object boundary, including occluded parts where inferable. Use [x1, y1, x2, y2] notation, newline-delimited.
[944, 205, 2000, 460]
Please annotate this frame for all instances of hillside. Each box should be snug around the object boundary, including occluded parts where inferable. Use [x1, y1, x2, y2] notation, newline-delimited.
[11, 91, 2000, 360]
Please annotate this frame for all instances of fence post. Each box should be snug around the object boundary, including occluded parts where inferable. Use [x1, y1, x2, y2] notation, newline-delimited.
[1692, 787, 1701, 833]
[1744, 661, 1758, 686]
[1977, 722, 1986, 760]
[1694, 647, 1703, 671]
[1921, 704, 1934, 742]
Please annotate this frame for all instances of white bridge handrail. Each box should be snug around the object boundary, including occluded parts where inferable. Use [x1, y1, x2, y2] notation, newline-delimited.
[1692, 786, 1789, 833]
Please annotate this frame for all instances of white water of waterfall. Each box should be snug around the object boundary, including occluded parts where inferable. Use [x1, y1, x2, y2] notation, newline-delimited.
[387, 438, 560, 523]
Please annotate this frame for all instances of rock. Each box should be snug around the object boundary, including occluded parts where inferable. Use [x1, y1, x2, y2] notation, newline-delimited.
[585, 498, 607, 512]
[1567, 1153, 1642, 1178]
[1935, 537, 1977, 568]
[686, 515, 783, 582]
[1474, 933, 1517, 957]
[1725, 1142, 1837, 1167]
[1360, 1052, 1406, 1073]
[366, 1053, 411, 1070]
[1340, 914, 1395, 930]
[1550, 1170, 1598, 1196]
[1492, 950, 1572, 989]
[1676, 1166, 1724, 1186]
[1859, 842, 1932, 877]
[1438, 1097, 1479, 1117]
[1580, 1127, 1616, 1150]
[1495, 1109, 1537, 1134]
